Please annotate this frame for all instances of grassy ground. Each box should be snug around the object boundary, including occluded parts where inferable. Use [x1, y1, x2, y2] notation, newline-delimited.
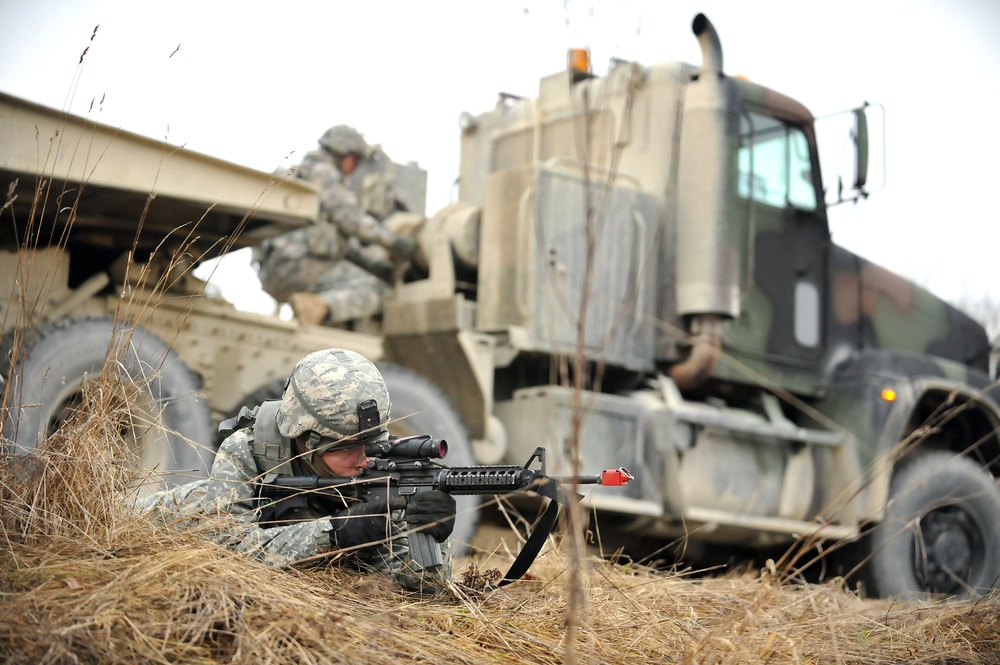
[3, 520, 1000, 664]
[2, 390, 999, 665]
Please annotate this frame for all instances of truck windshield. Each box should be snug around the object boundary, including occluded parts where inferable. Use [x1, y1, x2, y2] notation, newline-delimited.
[738, 111, 817, 211]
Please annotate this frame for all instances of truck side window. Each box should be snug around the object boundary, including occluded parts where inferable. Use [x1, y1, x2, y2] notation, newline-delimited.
[738, 111, 817, 211]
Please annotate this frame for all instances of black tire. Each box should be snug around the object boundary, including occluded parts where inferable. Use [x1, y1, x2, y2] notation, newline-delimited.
[1, 316, 214, 488]
[870, 451, 1000, 599]
[378, 362, 478, 556]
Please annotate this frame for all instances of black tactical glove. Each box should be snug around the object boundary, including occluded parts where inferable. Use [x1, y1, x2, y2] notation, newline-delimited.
[329, 496, 392, 550]
[402, 490, 456, 543]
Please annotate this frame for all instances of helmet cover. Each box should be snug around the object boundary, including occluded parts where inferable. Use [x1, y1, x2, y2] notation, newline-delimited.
[276, 348, 390, 447]
[318, 124, 367, 156]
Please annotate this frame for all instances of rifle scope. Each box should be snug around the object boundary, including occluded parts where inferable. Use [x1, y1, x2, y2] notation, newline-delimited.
[365, 434, 448, 460]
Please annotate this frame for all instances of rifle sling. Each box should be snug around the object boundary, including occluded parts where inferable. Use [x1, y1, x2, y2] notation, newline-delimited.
[497, 480, 581, 588]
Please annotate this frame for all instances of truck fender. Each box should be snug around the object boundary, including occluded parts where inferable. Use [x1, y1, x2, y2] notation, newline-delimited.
[866, 376, 1000, 522]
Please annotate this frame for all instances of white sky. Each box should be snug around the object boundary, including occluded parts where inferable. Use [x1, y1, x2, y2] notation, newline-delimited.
[2, 0, 999, 314]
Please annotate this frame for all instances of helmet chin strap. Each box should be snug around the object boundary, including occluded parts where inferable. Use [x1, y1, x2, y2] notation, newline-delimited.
[292, 436, 334, 477]
[311, 449, 337, 477]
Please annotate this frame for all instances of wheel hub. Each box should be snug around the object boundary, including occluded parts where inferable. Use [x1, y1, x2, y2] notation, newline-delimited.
[915, 506, 980, 595]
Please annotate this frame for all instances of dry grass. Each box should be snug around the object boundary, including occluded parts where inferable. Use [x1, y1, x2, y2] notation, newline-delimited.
[2, 376, 999, 665]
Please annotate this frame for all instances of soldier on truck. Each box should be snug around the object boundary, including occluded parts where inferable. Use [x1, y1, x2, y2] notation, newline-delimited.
[254, 124, 418, 327]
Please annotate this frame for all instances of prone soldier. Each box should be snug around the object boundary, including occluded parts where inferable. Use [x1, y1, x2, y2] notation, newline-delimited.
[138, 348, 455, 594]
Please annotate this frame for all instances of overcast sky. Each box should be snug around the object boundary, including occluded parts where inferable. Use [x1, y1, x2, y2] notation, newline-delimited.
[2, 0, 999, 315]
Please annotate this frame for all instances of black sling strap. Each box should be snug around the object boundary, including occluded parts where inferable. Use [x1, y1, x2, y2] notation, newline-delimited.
[497, 478, 580, 588]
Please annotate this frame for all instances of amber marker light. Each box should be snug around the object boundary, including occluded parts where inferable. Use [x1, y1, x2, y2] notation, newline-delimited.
[881, 388, 897, 402]
[567, 47, 592, 75]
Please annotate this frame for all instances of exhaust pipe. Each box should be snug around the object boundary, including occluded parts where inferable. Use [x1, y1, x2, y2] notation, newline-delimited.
[670, 14, 741, 390]
[668, 314, 723, 390]
[692, 13, 723, 75]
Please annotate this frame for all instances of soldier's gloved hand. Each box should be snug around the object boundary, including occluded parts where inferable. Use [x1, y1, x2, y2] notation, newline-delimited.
[389, 234, 418, 261]
[402, 490, 456, 543]
[329, 496, 392, 550]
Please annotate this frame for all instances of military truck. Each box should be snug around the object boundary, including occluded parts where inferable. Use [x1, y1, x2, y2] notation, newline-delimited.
[378, 13, 1000, 598]
[3, 13, 999, 599]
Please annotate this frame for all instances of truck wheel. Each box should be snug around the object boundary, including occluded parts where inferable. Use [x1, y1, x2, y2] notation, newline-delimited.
[378, 362, 478, 556]
[1, 316, 214, 488]
[870, 451, 1000, 599]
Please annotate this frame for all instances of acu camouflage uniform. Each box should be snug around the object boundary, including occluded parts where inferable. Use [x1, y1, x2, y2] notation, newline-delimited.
[139, 349, 451, 593]
[254, 135, 409, 324]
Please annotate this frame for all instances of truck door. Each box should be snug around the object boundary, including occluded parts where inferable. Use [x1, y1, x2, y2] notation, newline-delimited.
[718, 109, 829, 395]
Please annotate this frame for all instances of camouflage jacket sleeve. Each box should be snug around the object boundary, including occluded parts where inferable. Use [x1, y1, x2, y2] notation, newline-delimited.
[138, 429, 335, 567]
[299, 151, 403, 251]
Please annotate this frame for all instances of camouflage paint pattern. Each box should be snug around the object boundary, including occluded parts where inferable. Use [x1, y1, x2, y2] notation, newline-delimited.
[5, 12, 996, 577]
[139, 424, 451, 594]
[457, 29, 992, 397]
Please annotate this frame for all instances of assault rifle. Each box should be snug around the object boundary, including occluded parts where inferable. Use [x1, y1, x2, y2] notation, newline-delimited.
[258, 435, 633, 586]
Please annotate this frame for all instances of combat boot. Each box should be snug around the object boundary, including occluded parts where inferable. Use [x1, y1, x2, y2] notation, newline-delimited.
[290, 292, 330, 326]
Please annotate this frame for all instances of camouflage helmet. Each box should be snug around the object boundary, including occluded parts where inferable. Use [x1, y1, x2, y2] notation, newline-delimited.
[318, 124, 367, 156]
[276, 348, 390, 450]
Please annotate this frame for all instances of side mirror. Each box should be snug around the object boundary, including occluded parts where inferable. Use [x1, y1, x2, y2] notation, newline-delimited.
[853, 106, 869, 190]
[818, 102, 883, 207]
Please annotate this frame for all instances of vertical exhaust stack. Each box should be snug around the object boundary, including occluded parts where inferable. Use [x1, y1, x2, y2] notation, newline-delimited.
[691, 13, 723, 73]
[670, 14, 742, 390]
[675, 13, 741, 319]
